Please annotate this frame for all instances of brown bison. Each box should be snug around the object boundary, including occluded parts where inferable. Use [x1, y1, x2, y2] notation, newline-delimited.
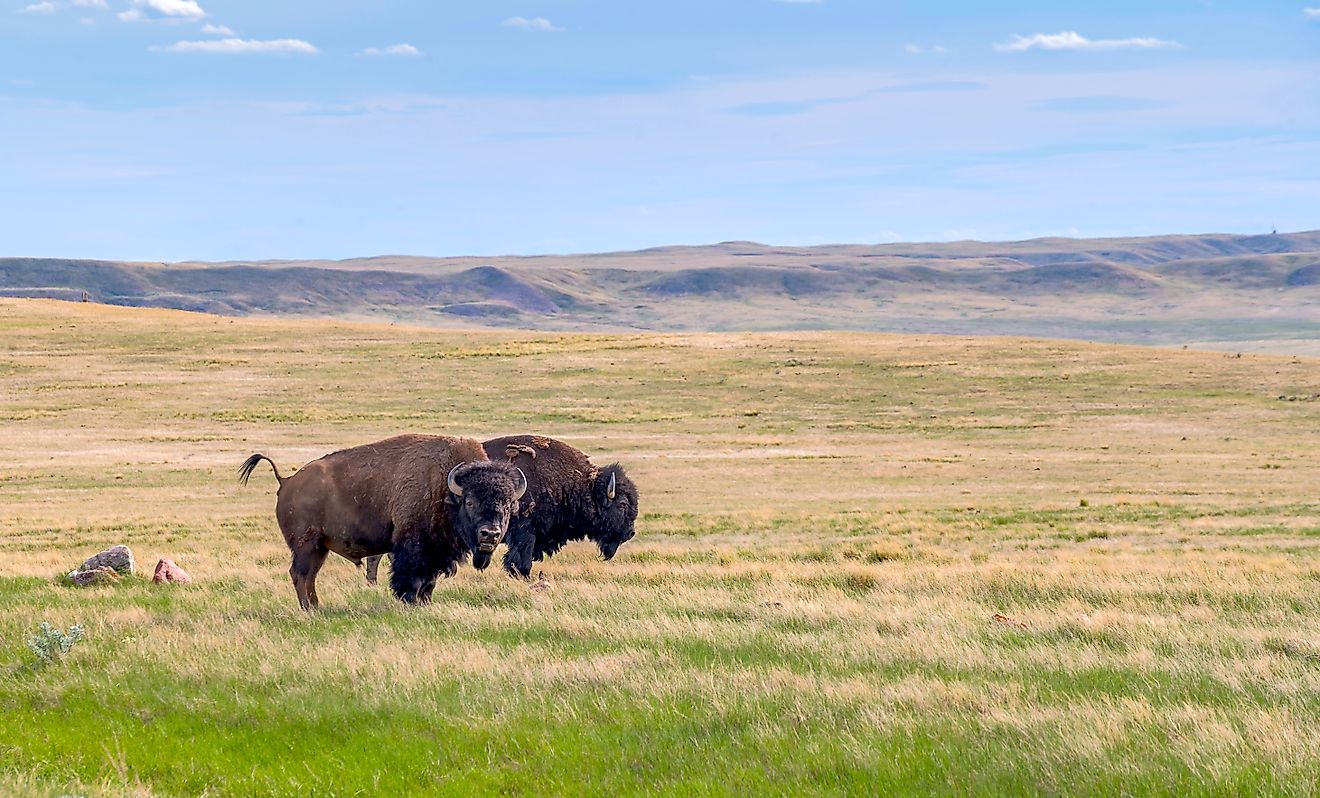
[363, 435, 637, 584]
[239, 434, 527, 610]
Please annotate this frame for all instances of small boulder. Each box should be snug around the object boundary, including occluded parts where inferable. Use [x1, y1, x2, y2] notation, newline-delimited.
[68, 565, 120, 586]
[78, 545, 135, 576]
[152, 559, 193, 585]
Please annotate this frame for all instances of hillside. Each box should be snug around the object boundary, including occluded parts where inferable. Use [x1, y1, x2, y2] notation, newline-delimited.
[3, 229, 1319, 354]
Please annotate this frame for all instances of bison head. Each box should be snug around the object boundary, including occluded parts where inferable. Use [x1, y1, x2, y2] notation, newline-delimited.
[590, 464, 638, 560]
[446, 461, 527, 559]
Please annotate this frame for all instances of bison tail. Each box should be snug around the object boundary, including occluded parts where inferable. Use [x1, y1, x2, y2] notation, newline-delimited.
[238, 453, 285, 486]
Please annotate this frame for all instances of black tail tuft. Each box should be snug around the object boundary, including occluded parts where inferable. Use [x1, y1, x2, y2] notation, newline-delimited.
[238, 453, 284, 486]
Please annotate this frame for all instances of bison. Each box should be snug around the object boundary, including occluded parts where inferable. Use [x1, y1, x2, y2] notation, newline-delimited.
[239, 434, 527, 610]
[363, 435, 637, 584]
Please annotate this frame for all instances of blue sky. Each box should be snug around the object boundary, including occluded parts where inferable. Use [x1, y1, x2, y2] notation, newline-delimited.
[2, 1, 1318, 260]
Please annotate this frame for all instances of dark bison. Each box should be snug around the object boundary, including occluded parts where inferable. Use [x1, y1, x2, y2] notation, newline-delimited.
[239, 434, 527, 609]
[363, 435, 637, 584]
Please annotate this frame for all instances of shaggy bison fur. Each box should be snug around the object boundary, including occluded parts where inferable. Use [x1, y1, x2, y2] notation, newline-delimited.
[239, 434, 526, 609]
[363, 435, 638, 583]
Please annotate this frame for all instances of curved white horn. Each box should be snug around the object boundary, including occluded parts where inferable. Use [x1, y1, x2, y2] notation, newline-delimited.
[513, 467, 528, 501]
[607, 471, 616, 501]
[447, 464, 466, 497]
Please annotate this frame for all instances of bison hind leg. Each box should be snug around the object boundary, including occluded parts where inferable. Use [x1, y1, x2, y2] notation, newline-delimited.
[363, 554, 384, 586]
[289, 538, 330, 611]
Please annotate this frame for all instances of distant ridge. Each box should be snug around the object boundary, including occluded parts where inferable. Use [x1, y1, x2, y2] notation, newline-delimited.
[3, 230, 1318, 354]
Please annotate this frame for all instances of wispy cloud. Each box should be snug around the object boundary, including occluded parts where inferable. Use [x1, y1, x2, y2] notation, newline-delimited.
[361, 43, 421, 57]
[904, 43, 947, 54]
[72, 0, 107, 7]
[200, 23, 232, 35]
[728, 80, 985, 117]
[502, 16, 561, 32]
[1035, 95, 1175, 113]
[875, 80, 985, 93]
[158, 37, 318, 55]
[996, 31, 1181, 53]
[1305, 7, 1320, 19]
[18, 1, 56, 13]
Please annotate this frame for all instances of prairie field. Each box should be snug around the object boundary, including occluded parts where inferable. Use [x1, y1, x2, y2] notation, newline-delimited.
[0, 297, 1318, 796]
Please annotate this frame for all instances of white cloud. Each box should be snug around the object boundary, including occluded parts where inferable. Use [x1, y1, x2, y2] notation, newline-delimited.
[72, 0, 107, 7]
[18, 2, 56, 13]
[200, 23, 232, 35]
[502, 16, 561, 32]
[123, 0, 204, 20]
[995, 31, 1181, 53]
[904, 43, 947, 54]
[1305, 7, 1320, 19]
[159, 37, 318, 54]
[361, 43, 421, 56]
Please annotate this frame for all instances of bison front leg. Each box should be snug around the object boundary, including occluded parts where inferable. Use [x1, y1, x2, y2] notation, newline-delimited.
[390, 540, 444, 604]
[503, 532, 535, 580]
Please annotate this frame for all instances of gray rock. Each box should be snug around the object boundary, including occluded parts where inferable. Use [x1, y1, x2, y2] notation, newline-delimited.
[78, 545, 135, 576]
[67, 565, 120, 586]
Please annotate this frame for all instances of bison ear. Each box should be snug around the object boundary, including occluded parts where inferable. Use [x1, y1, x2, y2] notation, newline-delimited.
[513, 468, 528, 501]
[607, 470, 616, 501]
[447, 464, 466, 497]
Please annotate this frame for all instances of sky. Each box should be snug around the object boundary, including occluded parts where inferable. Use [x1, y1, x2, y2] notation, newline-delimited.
[2, 1, 1318, 260]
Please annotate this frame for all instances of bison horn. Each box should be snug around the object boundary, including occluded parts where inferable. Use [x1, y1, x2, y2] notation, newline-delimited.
[607, 471, 616, 501]
[513, 468, 528, 501]
[447, 464, 466, 497]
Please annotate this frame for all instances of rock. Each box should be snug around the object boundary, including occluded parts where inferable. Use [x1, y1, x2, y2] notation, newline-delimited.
[78, 545, 135, 576]
[152, 559, 193, 585]
[68, 565, 120, 586]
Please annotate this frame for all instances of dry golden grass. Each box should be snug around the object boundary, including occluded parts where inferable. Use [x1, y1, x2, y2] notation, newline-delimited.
[0, 298, 1318, 796]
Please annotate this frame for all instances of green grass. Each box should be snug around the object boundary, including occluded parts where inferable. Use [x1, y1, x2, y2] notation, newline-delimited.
[0, 299, 1318, 796]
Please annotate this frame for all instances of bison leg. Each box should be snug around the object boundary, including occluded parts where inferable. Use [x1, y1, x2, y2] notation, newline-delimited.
[389, 541, 434, 604]
[418, 576, 438, 604]
[363, 554, 384, 586]
[503, 532, 535, 580]
[289, 540, 329, 611]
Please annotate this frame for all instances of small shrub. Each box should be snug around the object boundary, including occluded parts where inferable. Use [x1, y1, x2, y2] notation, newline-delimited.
[26, 621, 85, 666]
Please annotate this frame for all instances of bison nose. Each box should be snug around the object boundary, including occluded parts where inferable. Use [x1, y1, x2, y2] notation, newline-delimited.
[477, 525, 503, 552]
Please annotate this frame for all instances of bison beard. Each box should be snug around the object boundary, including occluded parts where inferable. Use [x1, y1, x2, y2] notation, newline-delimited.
[239, 434, 526, 610]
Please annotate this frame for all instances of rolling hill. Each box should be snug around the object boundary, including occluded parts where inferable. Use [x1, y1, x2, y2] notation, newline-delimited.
[3, 230, 1318, 354]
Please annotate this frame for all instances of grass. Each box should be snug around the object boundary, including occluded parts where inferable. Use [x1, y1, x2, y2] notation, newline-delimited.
[0, 298, 1318, 796]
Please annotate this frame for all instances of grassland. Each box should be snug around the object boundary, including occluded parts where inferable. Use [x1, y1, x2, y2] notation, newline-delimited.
[0, 297, 1318, 796]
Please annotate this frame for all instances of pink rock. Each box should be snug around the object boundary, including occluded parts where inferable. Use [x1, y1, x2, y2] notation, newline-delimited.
[152, 559, 193, 585]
